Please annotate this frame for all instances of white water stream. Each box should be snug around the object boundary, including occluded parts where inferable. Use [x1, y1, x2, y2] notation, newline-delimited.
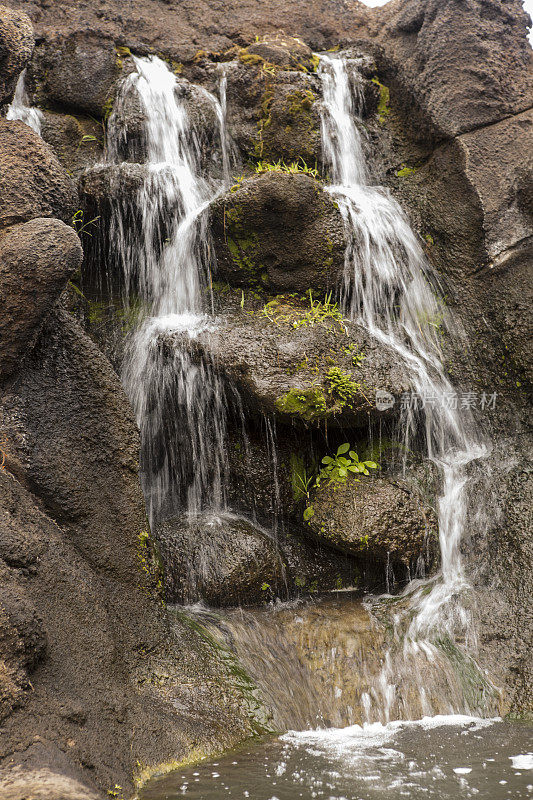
[105, 52, 496, 725]
[6, 69, 43, 133]
[106, 56, 233, 524]
[318, 54, 492, 719]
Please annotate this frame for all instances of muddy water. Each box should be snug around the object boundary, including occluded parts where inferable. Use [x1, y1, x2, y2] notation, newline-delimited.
[141, 716, 533, 799]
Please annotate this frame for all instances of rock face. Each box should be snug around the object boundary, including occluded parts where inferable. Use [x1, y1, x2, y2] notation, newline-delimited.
[371, 0, 533, 140]
[27, 31, 122, 117]
[158, 513, 286, 606]
[0, 120, 77, 228]
[211, 172, 347, 293]
[0, 4, 33, 105]
[3, 0, 368, 62]
[306, 475, 437, 577]
[162, 290, 410, 428]
[0, 219, 82, 382]
[220, 53, 323, 165]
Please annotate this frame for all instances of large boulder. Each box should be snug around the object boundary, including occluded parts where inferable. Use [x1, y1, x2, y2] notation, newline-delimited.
[0, 120, 77, 229]
[157, 511, 361, 606]
[306, 474, 438, 580]
[157, 513, 286, 606]
[0, 5, 33, 106]
[0, 218, 82, 382]
[211, 172, 347, 293]
[220, 54, 322, 164]
[161, 290, 410, 428]
[27, 32, 123, 117]
[371, 0, 533, 140]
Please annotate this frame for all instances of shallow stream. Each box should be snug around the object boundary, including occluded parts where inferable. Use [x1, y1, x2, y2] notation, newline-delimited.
[141, 715, 532, 799]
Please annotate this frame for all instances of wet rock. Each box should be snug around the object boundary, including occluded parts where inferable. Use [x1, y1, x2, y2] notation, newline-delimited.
[223, 59, 322, 164]
[157, 512, 286, 606]
[0, 218, 82, 382]
[0, 120, 77, 228]
[211, 172, 346, 293]
[0, 5, 33, 106]
[157, 511, 360, 605]
[163, 292, 409, 428]
[108, 73, 222, 168]
[372, 0, 533, 139]
[27, 32, 123, 117]
[306, 474, 438, 578]
[243, 33, 315, 71]
[80, 163, 149, 207]
[40, 111, 104, 176]
[0, 766, 102, 800]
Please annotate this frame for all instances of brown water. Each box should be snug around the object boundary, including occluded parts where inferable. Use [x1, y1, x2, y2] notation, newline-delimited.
[141, 716, 533, 799]
[188, 595, 500, 731]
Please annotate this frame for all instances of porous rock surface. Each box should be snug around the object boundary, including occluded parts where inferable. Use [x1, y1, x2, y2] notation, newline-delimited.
[0, 4, 33, 105]
[211, 172, 347, 293]
[0, 120, 77, 228]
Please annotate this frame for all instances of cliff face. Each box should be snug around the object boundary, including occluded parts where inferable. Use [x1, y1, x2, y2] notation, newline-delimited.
[0, 0, 532, 797]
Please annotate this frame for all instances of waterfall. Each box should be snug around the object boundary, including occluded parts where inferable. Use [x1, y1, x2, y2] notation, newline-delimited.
[318, 54, 493, 718]
[6, 69, 43, 134]
[106, 56, 233, 525]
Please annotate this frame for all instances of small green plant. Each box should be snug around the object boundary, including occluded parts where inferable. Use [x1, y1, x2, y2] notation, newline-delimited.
[72, 209, 100, 237]
[324, 367, 366, 408]
[317, 443, 378, 487]
[260, 290, 347, 332]
[254, 158, 320, 179]
[301, 444, 378, 524]
[344, 342, 365, 367]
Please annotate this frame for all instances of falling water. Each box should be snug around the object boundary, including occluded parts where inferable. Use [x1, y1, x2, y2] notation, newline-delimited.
[318, 53, 493, 718]
[6, 69, 43, 134]
[106, 56, 233, 524]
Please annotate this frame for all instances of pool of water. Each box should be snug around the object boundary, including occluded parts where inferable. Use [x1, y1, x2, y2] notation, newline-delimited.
[141, 716, 532, 800]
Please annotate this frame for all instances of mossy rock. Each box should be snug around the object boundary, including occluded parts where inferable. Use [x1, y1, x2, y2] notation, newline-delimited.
[159, 290, 410, 429]
[305, 474, 439, 581]
[222, 57, 322, 164]
[210, 171, 346, 293]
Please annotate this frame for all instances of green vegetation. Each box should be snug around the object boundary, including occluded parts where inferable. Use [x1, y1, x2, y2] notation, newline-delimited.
[299, 443, 378, 524]
[253, 158, 319, 179]
[396, 165, 416, 177]
[371, 77, 390, 123]
[275, 387, 328, 421]
[72, 209, 100, 237]
[316, 443, 378, 486]
[260, 290, 347, 331]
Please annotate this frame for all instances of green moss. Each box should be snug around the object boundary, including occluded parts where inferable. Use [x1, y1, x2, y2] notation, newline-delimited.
[309, 54, 321, 73]
[396, 165, 416, 177]
[371, 77, 390, 124]
[275, 388, 328, 421]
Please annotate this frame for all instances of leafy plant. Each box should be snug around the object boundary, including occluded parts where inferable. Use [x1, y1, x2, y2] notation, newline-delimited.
[344, 341, 365, 367]
[254, 158, 320, 179]
[300, 443, 378, 523]
[72, 209, 100, 237]
[324, 367, 367, 408]
[317, 443, 378, 487]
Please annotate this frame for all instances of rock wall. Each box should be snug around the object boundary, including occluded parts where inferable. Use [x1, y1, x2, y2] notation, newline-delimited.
[0, 0, 531, 796]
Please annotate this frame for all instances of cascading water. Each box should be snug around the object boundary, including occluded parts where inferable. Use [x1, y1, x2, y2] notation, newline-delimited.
[318, 53, 493, 719]
[6, 69, 43, 134]
[105, 56, 234, 525]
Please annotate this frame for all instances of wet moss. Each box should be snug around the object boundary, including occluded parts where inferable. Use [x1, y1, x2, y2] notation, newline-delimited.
[371, 77, 390, 124]
[276, 388, 328, 421]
